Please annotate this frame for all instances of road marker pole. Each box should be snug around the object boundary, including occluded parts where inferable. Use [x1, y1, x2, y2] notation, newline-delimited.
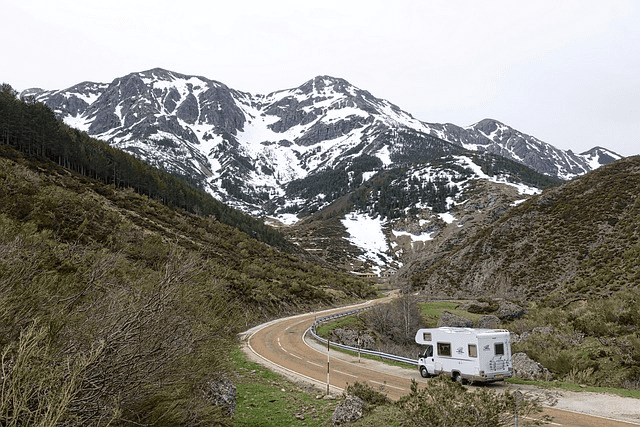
[327, 338, 330, 395]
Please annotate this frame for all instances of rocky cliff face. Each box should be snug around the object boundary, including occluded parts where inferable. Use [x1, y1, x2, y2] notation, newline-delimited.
[421, 118, 614, 180]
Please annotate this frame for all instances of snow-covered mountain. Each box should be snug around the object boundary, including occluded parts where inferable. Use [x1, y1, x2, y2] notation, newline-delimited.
[422, 119, 622, 180]
[21, 68, 624, 275]
[23, 68, 621, 215]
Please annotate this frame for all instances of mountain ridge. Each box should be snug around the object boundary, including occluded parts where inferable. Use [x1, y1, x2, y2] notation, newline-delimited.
[22, 68, 623, 208]
[17, 69, 623, 275]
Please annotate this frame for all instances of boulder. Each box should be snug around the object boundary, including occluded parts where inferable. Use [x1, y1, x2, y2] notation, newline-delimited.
[330, 328, 376, 350]
[475, 314, 501, 329]
[495, 301, 527, 321]
[437, 311, 473, 327]
[331, 395, 365, 425]
[457, 300, 489, 311]
[201, 375, 237, 416]
[532, 325, 554, 335]
[512, 352, 553, 381]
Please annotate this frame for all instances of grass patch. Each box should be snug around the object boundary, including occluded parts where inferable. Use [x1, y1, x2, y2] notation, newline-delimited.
[505, 378, 640, 399]
[346, 403, 404, 426]
[315, 315, 366, 338]
[419, 301, 481, 327]
[232, 348, 338, 426]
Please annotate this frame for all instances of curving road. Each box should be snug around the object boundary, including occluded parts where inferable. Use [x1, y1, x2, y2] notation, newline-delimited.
[241, 297, 640, 426]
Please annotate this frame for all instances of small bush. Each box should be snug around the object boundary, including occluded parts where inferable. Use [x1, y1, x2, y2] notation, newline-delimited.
[345, 381, 391, 410]
[398, 375, 547, 427]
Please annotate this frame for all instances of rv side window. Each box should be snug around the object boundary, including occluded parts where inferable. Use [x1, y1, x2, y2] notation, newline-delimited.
[495, 343, 504, 356]
[468, 344, 477, 358]
[423, 332, 432, 341]
[437, 342, 451, 357]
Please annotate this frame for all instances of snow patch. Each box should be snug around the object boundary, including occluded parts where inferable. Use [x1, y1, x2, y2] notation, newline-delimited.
[453, 155, 542, 195]
[392, 229, 434, 242]
[362, 171, 377, 182]
[341, 213, 390, 268]
[266, 214, 299, 226]
[322, 107, 367, 123]
[75, 92, 100, 105]
[438, 212, 456, 224]
[63, 114, 91, 132]
[376, 145, 392, 166]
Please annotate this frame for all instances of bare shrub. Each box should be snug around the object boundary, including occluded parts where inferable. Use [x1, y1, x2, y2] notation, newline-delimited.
[61, 248, 199, 425]
[0, 321, 102, 427]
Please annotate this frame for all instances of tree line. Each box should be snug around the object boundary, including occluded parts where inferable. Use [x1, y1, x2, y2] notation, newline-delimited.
[0, 83, 289, 248]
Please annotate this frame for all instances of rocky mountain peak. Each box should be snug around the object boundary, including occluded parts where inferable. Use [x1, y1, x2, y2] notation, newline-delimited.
[299, 75, 353, 94]
[579, 146, 622, 165]
[21, 68, 625, 274]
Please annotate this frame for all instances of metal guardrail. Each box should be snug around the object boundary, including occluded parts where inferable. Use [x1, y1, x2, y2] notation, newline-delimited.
[309, 307, 418, 366]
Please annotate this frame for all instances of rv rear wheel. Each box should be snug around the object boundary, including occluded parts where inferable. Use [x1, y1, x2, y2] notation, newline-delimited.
[419, 366, 429, 378]
[452, 372, 468, 385]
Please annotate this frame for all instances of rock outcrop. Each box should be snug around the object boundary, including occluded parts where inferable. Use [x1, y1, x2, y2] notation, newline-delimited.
[495, 300, 527, 321]
[201, 375, 237, 416]
[330, 328, 376, 349]
[512, 352, 553, 381]
[437, 311, 473, 327]
[331, 395, 365, 425]
[475, 314, 501, 329]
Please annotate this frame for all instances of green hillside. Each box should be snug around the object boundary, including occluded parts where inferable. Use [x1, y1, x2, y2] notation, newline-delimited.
[411, 155, 640, 303]
[0, 84, 290, 249]
[409, 156, 640, 388]
[0, 93, 375, 425]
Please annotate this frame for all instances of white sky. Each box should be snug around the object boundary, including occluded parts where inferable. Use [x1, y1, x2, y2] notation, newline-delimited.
[3, 0, 639, 156]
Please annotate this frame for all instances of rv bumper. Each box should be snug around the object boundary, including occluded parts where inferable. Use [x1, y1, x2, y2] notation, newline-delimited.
[473, 370, 512, 383]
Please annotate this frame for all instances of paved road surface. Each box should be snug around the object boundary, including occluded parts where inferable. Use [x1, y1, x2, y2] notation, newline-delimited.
[241, 298, 640, 426]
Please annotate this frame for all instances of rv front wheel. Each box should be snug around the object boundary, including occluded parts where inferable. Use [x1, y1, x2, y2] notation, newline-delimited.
[419, 366, 429, 378]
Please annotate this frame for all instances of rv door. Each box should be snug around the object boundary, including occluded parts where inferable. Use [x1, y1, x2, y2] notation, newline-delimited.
[420, 345, 435, 374]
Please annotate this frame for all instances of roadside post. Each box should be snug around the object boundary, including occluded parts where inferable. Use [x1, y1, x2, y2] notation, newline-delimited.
[327, 338, 330, 395]
[514, 390, 523, 427]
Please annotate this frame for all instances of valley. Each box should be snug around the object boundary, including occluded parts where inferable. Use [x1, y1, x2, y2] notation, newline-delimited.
[1, 76, 638, 426]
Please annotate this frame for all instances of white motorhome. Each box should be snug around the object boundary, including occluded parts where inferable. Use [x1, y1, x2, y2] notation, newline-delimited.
[415, 327, 512, 384]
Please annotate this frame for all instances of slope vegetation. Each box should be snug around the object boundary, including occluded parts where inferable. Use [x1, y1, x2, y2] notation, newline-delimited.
[0, 103, 375, 425]
[404, 156, 640, 388]
[410, 156, 640, 302]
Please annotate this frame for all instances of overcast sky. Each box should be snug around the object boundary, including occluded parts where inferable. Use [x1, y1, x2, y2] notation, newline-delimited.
[3, 0, 639, 156]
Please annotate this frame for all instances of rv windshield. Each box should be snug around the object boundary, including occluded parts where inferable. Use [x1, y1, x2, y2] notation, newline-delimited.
[421, 345, 433, 358]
